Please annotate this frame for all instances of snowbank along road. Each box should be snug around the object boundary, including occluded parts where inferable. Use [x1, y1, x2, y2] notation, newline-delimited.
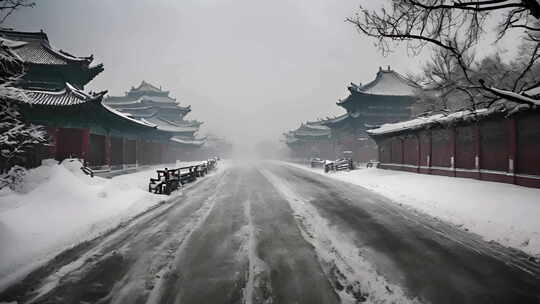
[1, 161, 540, 304]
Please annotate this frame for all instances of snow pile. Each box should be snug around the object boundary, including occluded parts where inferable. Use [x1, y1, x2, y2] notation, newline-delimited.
[288, 163, 540, 257]
[0, 159, 168, 290]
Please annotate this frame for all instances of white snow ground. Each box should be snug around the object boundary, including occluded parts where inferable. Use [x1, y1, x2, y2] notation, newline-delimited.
[286, 162, 540, 258]
[0, 159, 205, 291]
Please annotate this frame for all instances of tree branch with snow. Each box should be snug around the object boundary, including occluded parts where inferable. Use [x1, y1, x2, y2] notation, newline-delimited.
[348, 0, 540, 111]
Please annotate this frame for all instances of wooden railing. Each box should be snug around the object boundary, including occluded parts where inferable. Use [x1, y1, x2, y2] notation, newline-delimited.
[148, 158, 218, 195]
[80, 160, 94, 178]
[323, 158, 354, 173]
[310, 158, 326, 168]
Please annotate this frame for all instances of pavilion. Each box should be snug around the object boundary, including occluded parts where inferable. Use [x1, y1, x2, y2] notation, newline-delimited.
[1, 28, 201, 169]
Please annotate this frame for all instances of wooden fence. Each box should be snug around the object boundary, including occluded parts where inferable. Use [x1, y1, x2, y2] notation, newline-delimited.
[148, 158, 218, 195]
[310, 158, 354, 173]
[324, 158, 354, 173]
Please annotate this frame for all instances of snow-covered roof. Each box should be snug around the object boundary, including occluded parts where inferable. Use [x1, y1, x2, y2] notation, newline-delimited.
[319, 113, 351, 126]
[21, 83, 104, 106]
[292, 122, 331, 138]
[105, 95, 178, 105]
[170, 136, 206, 146]
[283, 131, 301, 145]
[132, 80, 167, 94]
[102, 104, 157, 128]
[351, 67, 420, 97]
[367, 108, 495, 136]
[0, 29, 96, 66]
[142, 116, 199, 133]
[14, 83, 158, 129]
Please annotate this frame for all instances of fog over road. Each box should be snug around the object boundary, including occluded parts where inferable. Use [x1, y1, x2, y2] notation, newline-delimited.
[2, 162, 540, 304]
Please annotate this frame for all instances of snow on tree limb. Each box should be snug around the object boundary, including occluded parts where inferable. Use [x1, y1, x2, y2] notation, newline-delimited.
[347, 0, 540, 109]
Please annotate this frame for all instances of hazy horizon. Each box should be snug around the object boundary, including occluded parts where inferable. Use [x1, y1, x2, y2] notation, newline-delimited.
[6, 0, 516, 152]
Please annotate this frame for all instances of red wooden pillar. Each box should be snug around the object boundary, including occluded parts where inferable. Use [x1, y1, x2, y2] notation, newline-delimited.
[105, 135, 112, 167]
[416, 134, 421, 173]
[400, 137, 404, 170]
[508, 118, 517, 184]
[81, 129, 90, 163]
[474, 123, 481, 179]
[135, 139, 140, 166]
[427, 131, 432, 174]
[157, 142, 162, 164]
[48, 127, 59, 159]
[122, 138, 127, 167]
[450, 127, 456, 177]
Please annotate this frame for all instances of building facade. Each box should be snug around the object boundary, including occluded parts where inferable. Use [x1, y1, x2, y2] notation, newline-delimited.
[323, 66, 419, 161]
[367, 102, 540, 188]
[1, 28, 204, 170]
[284, 66, 419, 161]
[284, 121, 335, 160]
[104, 81, 206, 161]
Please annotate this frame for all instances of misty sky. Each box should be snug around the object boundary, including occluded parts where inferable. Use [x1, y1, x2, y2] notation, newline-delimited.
[6, 0, 513, 149]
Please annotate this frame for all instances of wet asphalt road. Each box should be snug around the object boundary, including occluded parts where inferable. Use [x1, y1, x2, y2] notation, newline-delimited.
[1, 162, 540, 304]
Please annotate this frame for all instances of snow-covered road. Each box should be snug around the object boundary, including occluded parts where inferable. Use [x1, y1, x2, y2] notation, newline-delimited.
[1, 161, 540, 304]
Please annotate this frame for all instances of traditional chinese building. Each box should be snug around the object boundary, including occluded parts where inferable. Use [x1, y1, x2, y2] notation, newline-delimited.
[284, 66, 420, 161]
[104, 81, 206, 160]
[0, 28, 192, 169]
[284, 120, 334, 160]
[322, 66, 420, 161]
[0, 29, 103, 90]
[367, 87, 540, 188]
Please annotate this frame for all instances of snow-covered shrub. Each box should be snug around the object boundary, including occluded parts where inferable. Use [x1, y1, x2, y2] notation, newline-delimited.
[0, 42, 47, 173]
[0, 96, 47, 173]
[0, 164, 26, 191]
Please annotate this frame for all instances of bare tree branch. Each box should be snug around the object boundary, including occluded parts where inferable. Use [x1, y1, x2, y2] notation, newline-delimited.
[0, 0, 35, 24]
[348, 0, 540, 109]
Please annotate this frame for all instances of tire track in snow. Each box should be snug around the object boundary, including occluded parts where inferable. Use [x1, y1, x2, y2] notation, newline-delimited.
[23, 169, 230, 304]
[259, 168, 422, 304]
[240, 198, 273, 304]
[143, 169, 234, 304]
[151, 167, 253, 304]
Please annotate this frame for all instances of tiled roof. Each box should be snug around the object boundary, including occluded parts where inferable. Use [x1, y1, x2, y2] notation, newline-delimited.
[142, 116, 199, 133]
[105, 94, 181, 106]
[320, 113, 350, 125]
[22, 83, 104, 106]
[292, 122, 331, 138]
[343, 67, 420, 100]
[133, 80, 163, 93]
[140, 95, 178, 104]
[101, 104, 157, 128]
[171, 136, 206, 146]
[0, 30, 94, 66]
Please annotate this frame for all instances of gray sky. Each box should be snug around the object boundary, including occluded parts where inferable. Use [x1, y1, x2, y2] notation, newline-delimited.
[7, 0, 510, 150]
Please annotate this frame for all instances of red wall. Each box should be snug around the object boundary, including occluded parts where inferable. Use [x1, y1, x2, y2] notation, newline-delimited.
[53, 128, 90, 162]
[390, 138, 403, 164]
[403, 136, 419, 166]
[517, 114, 540, 175]
[419, 131, 431, 169]
[431, 129, 452, 168]
[110, 137, 124, 166]
[88, 134, 106, 167]
[480, 119, 509, 172]
[125, 139, 137, 165]
[455, 125, 476, 169]
[375, 111, 540, 188]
